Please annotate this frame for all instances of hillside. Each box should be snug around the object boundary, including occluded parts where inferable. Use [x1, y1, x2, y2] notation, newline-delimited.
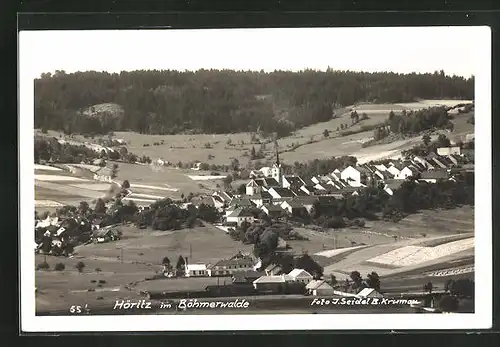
[34, 69, 474, 136]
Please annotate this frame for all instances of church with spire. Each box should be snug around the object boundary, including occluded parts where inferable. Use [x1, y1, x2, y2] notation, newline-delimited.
[270, 142, 283, 187]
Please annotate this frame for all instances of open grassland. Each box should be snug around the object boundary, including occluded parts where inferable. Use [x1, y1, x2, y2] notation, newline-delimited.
[37, 99, 473, 172]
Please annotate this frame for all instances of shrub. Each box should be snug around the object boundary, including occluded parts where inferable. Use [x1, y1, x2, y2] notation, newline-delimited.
[98, 280, 107, 284]
[97, 284, 103, 288]
[37, 262, 50, 270]
[54, 263, 65, 271]
[95, 268, 102, 272]
[76, 261, 85, 273]
[90, 280, 97, 283]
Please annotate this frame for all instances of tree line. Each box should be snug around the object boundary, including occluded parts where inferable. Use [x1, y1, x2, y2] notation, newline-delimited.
[35, 69, 473, 136]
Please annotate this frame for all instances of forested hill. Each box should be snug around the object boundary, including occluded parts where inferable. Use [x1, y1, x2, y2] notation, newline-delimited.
[35, 69, 474, 136]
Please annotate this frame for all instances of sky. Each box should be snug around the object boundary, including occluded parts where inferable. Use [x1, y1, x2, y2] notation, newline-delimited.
[20, 26, 488, 79]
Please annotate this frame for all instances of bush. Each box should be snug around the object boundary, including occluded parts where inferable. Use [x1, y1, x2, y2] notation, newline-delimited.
[98, 280, 106, 284]
[90, 280, 97, 283]
[97, 284, 103, 288]
[76, 261, 86, 273]
[37, 262, 50, 270]
[54, 263, 65, 271]
[95, 268, 102, 272]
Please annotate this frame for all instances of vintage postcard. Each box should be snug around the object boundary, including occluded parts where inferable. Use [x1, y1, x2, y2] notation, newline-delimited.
[19, 26, 491, 332]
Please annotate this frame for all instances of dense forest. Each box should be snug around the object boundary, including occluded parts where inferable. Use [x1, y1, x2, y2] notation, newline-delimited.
[35, 69, 474, 136]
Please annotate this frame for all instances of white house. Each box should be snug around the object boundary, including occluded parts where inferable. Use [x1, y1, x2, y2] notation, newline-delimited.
[246, 179, 263, 196]
[248, 194, 264, 208]
[398, 166, 420, 180]
[306, 280, 335, 296]
[261, 204, 284, 217]
[288, 269, 313, 284]
[373, 164, 388, 172]
[356, 288, 383, 298]
[340, 166, 371, 186]
[185, 263, 208, 277]
[252, 274, 293, 290]
[386, 164, 402, 177]
[267, 187, 295, 200]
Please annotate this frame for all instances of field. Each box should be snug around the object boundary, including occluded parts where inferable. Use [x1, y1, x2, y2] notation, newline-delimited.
[35, 203, 473, 313]
[34, 166, 115, 210]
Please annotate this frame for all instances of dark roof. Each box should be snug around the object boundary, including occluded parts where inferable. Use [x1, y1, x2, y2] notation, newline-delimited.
[263, 177, 280, 187]
[420, 169, 449, 179]
[292, 196, 319, 205]
[227, 207, 254, 218]
[212, 195, 224, 203]
[232, 270, 262, 283]
[271, 187, 295, 198]
[254, 179, 265, 186]
[291, 188, 309, 197]
[261, 191, 273, 200]
[229, 197, 255, 207]
[385, 179, 405, 191]
[262, 204, 284, 212]
[284, 176, 305, 187]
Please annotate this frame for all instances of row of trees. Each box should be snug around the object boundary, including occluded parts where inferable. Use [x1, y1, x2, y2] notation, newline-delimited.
[34, 136, 150, 165]
[35, 69, 474, 136]
[371, 107, 457, 143]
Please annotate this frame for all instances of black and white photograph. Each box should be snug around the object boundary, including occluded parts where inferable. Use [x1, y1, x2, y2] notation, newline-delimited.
[19, 26, 492, 331]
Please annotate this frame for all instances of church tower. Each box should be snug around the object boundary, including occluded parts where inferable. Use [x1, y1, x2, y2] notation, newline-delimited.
[271, 141, 283, 187]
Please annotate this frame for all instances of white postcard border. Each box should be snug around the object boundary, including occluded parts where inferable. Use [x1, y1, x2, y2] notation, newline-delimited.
[19, 27, 492, 332]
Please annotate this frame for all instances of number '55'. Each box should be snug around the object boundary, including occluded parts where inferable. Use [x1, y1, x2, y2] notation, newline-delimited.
[70, 306, 82, 313]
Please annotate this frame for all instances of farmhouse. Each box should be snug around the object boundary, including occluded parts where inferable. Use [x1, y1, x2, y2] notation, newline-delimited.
[225, 207, 255, 226]
[281, 200, 307, 216]
[252, 275, 293, 291]
[287, 196, 318, 214]
[260, 204, 285, 217]
[356, 288, 383, 298]
[185, 263, 208, 277]
[306, 280, 335, 296]
[246, 179, 263, 196]
[287, 269, 313, 284]
[386, 163, 403, 177]
[419, 169, 449, 183]
[210, 252, 256, 277]
[91, 226, 121, 243]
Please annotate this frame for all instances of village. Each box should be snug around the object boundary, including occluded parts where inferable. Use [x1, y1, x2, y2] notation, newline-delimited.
[34, 131, 475, 313]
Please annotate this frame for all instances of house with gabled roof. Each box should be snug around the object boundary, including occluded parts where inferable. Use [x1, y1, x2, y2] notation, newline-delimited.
[413, 156, 435, 170]
[437, 146, 461, 156]
[300, 185, 316, 196]
[209, 252, 257, 277]
[282, 175, 306, 189]
[386, 163, 402, 177]
[288, 268, 313, 284]
[340, 166, 372, 187]
[398, 165, 420, 180]
[246, 179, 263, 196]
[225, 207, 255, 226]
[268, 187, 295, 200]
[383, 179, 405, 196]
[262, 177, 280, 188]
[260, 204, 285, 217]
[291, 187, 309, 197]
[212, 190, 233, 204]
[419, 169, 449, 183]
[306, 280, 335, 296]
